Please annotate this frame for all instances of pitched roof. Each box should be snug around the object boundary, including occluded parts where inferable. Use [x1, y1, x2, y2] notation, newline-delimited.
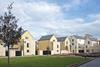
[73, 35, 84, 39]
[89, 37, 97, 41]
[38, 34, 53, 41]
[84, 34, 98, 41]
[57, 37, 67, 42]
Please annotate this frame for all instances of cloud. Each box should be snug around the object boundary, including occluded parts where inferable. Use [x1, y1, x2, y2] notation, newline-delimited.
[63, 0, 89, 11]
[0, 0, 100, 39]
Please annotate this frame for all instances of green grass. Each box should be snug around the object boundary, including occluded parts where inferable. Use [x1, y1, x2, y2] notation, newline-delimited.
[0, 56, 88, 67]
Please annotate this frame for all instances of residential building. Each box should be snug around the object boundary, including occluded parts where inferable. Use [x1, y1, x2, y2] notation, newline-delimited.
[69, 34, 99, 54]
[69, 35, 85, 53]
[0, 31, 35, 57]
[57, 37, 70, 54]
[37, 34, 60, 55]
[84, 34, 99, 53]
[21, 31, 35, 56]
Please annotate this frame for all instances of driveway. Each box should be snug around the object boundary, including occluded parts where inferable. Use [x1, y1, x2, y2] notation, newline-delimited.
[79, 58, 100, 67]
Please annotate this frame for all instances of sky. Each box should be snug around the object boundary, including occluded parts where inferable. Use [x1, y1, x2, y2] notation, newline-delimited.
[0, 0, 100, 39]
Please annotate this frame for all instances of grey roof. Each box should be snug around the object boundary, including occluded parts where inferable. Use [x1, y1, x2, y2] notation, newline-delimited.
[73, 35, 85, 39]
[85, 34, 98, 41]
[89, 37, 97, 41]
[38, 34, 53, 41]
[57, 37, 67, 42]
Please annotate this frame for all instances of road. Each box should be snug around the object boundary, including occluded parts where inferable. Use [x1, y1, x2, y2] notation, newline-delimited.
[79, 58, 100, 67]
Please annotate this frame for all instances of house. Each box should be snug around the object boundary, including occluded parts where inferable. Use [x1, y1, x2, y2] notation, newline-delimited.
[84, 34, 99, 53]
[37, 34, 60, 55]
[69, 35, 85, 53]
[98, 40, 100, 52]
[20, 31, 35, 56]
[57, 37, 70, 54]
[69, 34, 99, 54]
[0, 31, 35, 57]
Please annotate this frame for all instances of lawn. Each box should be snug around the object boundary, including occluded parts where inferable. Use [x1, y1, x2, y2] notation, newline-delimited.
[0, 56, 88, 67]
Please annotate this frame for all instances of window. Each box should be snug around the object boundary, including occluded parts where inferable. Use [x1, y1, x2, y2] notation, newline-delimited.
[72, 43, 74, 45]
[86, 45, 88, 48]
[73, 50, 74, 53]
[86, 50, 89, 52]
[70, 45, 71, 50]
[57, 45, 59, 48]
[72, 39, 74, 42]
[79, 46, 81, 48]
[53, 40, 55, 42]
[88, 41, 90, 44]
[25, 37, 28, 39]
[27, 43, 29, 47]
[27, 50, 29, 53]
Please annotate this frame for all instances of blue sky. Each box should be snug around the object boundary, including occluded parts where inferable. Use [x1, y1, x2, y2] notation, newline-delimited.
[0, 0, 100, 39]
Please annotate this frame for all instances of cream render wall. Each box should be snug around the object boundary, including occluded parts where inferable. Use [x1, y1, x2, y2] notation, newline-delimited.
[50, 36, 60, 55]
[0, 44, 5, 56]
[21, 31, 35, 56]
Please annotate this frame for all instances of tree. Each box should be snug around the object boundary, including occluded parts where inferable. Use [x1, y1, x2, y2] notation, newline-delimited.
[0, 3, 23, 67]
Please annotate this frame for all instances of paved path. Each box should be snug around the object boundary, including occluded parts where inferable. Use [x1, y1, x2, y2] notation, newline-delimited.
[79, 58, 100, 67]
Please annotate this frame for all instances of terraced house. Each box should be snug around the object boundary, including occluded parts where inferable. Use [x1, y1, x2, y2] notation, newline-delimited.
[0, 33, 100, 56]
[37, 35, 60, 55]
[84, 34, 100, 53]
[57, 37, 70, 54]
[69, 34, 100, 53]
[69, 35, 85, 53]
[0, 31, 35, 57]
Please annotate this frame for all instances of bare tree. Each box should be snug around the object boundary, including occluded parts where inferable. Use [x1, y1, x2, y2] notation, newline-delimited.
[0, 3, 23, 67]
